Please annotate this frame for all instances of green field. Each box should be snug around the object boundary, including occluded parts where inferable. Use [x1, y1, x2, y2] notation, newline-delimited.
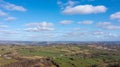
[0, 45, 120, 67]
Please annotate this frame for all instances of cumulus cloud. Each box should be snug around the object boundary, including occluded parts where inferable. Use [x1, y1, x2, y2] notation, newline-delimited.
[0, 10, 7, 16]
[24, 21, 55, 32]
[97, 22, 111, 26]
[0, 1, 27, 12]
[62, 5, 107, 15]
[110, 12, 120, 21]
[60, 20, 73, 25]
[97, 22, 120, 30]
[78, 20, 93, 24]
[57, 0, 78, 9]
[4, 17, 16, 21]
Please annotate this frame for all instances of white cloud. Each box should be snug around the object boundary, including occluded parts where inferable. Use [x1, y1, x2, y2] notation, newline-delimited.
[24, 27, 54, 32]
[24, 28, 39, 32]
[60, 20, 73, 25]
[105, 25, 120, 30]
[26, 34, 57, 38]
[97, 22, 120, 30]
[4, 17, 16, 21]
[24, 21, 55, 32]
[61, 29, 120, 40]
[0, 30, 18, 34]
[110, 12, 120, 21]
[67, 0, 77, 7]
[107, 33, 119, 38]
[64, 31, 88, 37]
[0, 10, 7, 16]
[39, 22, 53, 27]
[57, 0, 78, 9]
[92, 31, 120, 39]
[93, 31, 104, 35]
[25, 21, 53, 27]
[62, 5, 107, 15]
[97, 22, 111, 26]
[0, 25, 8, 28]
[0, 1, 27, 12]
[78, 20, 93, 24]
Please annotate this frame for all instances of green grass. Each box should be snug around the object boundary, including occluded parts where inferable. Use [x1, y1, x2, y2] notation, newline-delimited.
[18, 48, 65, 57]
[53, 56, 100, 67]
[0, 57, 17, 67]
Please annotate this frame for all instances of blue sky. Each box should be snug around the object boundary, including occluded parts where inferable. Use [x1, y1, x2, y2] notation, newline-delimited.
[0, 0, 120, 41]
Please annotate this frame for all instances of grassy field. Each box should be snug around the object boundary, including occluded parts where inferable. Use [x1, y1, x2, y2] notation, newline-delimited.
[0, 45, 120, 67]
[0, 57, 16, 67]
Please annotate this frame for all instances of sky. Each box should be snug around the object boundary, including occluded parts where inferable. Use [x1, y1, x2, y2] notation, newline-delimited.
[0, 0, 120, 41]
